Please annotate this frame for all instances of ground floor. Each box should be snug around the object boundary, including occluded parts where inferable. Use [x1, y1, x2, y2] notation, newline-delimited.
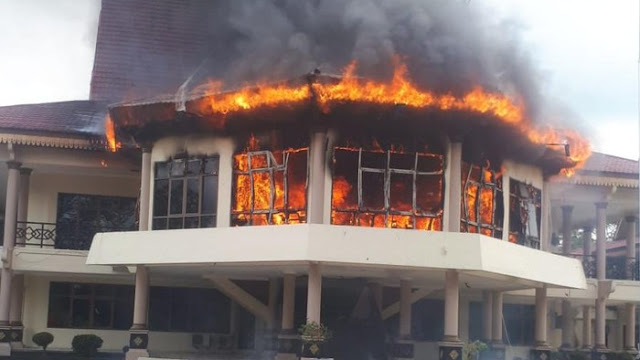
[8, 272, 639, 360]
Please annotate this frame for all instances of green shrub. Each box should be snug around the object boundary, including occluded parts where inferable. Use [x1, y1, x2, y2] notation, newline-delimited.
[32, 332, 54, 351]
[71, 334, 103, 358]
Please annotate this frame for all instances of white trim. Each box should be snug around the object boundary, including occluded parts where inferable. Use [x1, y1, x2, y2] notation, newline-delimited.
[0, 133, 102, 150]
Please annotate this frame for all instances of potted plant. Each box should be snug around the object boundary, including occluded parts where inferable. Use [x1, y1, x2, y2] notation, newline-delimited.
[463, 340, 488, 360]
[71, 334, 103, 359]
[32, 332, 54, 355]
[299, 321, 332, 359]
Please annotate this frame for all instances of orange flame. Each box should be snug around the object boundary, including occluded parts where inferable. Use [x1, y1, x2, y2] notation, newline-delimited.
[105, 114, 120, 152]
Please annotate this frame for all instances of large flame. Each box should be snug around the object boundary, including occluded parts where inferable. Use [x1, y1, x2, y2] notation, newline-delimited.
[199, 59, 590, 174]
[105, 114, 120, 152]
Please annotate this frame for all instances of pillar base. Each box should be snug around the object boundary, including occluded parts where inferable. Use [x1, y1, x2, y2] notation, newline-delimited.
[623, 347, 639, 355]
[276, 332, 300, 360]
[439, 341, 464, 360]
[591, 348, 610, 360]
[481, 343, 505, 360]
[125, 348, 149, 360]
[530, 347, 551, 360]
[128, 330, 149, 352]
[388, 339, 415, 359]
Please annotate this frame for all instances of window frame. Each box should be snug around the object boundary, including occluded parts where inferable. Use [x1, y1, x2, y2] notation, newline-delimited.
[509, 178, 542, 249]
[460, 163, 504, 239]
[153, 156, 219, 230]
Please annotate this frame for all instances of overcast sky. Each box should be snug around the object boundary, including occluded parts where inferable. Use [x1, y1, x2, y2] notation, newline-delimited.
[0, 0, 638, 159]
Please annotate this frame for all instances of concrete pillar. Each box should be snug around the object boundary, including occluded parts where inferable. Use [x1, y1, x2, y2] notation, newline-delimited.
[595, 297, 607, 350]
[447, 141, 462, 232]
[9, 274, 23, 347]
[561, 300, 574, 349]
[308, 130, 327, 224]
[306, 263, 321, 323]
[16, 168, 31, 246]
[624, 303, 637, 352]
[582, 306, 592, 349]
[281, 274, 295, 331]
[583, 226, 593, 257]
[369, 282, 383, 313]
[595, 202, 608, 280]
[482, 291, 493, 342]
[562, 206, 573, 255]
[535, 287, 548, 347]
[443, 270, 460, 342]
[267, 278, 279, 330]
[625, 216, 637, 280]
[132, 266, 149, 329]
[139, 147, 152, 231]
[399, 280, 412, 338]
[492, 291, 503, 344]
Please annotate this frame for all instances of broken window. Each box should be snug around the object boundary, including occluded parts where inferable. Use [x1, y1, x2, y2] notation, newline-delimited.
[153, 156, 219, 230]
[331, 148, 443, 230]
[232, 149, 308, 226]
[509, 179, 542, 249]
[460, 163, 504, 239]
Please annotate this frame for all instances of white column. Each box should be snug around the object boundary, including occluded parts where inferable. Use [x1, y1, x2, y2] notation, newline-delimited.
[308, 130, 327, 224]
[582, 306, 592, 349]
[447, 141, 462, 232]
[9, 275, 23, 327]
[16, 168, 31, 246]
[306, 263, 322, 323]
[492, 291, 503, 344]
[132, 266, 149, 329]
[281, 274, 295, 331]
[535, 287, 548, 347]
[443, 270, 460, 342]
[583, 226, 593, 257]
[595, 297, 607, 350]
[482, 291, 493, 342]
[399, 280, 412, 338]
[561, 206, 573, 255]
[139, 148, 152, 231]
[625, 216, 637, 279]
[561, 300, 574, 349]
[0, 161, 21, 328]
[624, 303, 637, 352]
[595, 202, 608, 280]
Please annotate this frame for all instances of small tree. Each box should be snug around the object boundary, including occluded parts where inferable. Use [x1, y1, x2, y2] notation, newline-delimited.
[71, 334, 103, 358]
[463, 340, 488, 360]
[32, 332, 54, 352]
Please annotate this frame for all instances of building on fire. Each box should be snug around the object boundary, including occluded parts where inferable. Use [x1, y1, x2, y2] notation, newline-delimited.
[0, 2, 636, 360]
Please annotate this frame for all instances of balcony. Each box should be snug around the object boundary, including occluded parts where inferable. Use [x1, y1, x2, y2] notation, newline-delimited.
[562, 254, 639, 281]
[15, 221, 125, 251]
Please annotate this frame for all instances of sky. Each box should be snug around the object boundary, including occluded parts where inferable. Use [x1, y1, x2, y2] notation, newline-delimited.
[0, 0, 638, 160]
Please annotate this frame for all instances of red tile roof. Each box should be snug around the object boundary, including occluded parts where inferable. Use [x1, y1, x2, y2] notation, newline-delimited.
[580, 152, 638, 176]
[89, 0, 214, 102]
[0, 101, 107, 137]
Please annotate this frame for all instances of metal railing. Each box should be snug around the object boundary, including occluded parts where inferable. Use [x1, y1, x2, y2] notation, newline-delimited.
[560, 254, 639, 281]
[15, 221, 127, 251]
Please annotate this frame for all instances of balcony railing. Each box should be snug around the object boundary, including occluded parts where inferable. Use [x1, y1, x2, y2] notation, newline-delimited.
[15, 221, 125, 251]
[561, 254, 639, 281]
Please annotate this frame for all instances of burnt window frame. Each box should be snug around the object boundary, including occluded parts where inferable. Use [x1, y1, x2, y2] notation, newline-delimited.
[152, 156, 219, 230]
[331, 148, 444, 230]
[509, 178, 542, 249]
[460, 163, 504, 239]
[231, 149, 309, 226]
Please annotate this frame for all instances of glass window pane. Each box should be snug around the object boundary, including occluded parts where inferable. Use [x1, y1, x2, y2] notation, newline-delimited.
[186, 159, 202, 176]
[94, 300, 113, 328]
[95, 284, 115, 298]
[113, 300, 133, 330]
[153, 180, 169, 216]
[186, 178, 200, 214]
[71, 299, 91, 327]
[149, 287, 171, 331]
[155, 162, 169, 179]
[202, 176, 218, 215]
[171, 159, 185, 177]
[184, 216, 199, 229]
[73, 283, 92, 296]
[170, 180, 184, 215]
[362, 172, 384, 210]
[152, 218, 167, 230]
[201, 215, 216, 228]
[50, 282, 71, 296]
[205, 157, 219, 175]
[169, 218, 183, 229]
[361, 151, 386, 169]
[389, 174, 413, 212]
[416, 176, 442, 212]
[48, 296, 71, 328]
[171, 289, 188, 331]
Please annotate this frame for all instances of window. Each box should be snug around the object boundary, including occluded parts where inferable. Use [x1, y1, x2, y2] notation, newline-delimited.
[503, 304, 535, 345]
[153, 156, 219, 230]
[509, 179, 542, 249]
[148, 286, 230, 333]
[56, 194, 136, 250]
[331, 148, 443, 230]
[232, 149, 308, 226]
[461, 163, 504, 239]
[47, 282, 134, 330]
[411, 299, 444, 340]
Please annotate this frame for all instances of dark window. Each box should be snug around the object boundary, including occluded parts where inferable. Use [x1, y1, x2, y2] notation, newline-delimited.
[331, 149, 444, 230]
[461, 163, 504, 239]
[509, 179, 542, 249]
[503, 304, 535, 346]
[411, 299, 445, 341]
[148, 286, 231, 333]
[153, 156, 219, 230]
[56, 194, 136, 250]
[232, 149, 308, 226]
[47, 282, 134, 330]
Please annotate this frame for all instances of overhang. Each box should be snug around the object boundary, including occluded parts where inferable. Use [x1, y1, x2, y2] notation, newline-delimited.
[87, 224, 587, 290]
